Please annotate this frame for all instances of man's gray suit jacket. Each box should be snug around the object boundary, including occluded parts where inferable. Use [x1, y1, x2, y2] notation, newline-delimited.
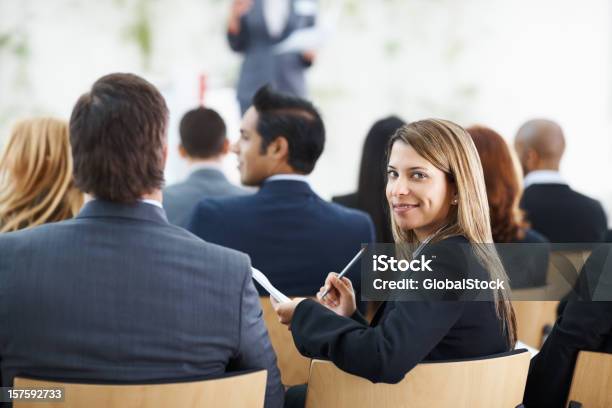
[163, 168, 248, 228]
[0, 200, 283, 408]
[228, 0, 317, 113]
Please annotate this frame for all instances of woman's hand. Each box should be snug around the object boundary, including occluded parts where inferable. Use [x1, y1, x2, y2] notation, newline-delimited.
[270, 296, 306, 327]
[317, 272, 357, 317]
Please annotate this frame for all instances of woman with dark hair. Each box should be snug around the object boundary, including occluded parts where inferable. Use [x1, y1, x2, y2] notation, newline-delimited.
[467, 125, 549, 288]
[333, 116, 406, 243]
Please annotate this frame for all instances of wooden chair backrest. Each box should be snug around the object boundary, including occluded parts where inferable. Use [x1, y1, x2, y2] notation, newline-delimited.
[13, 370, 267, 408]
[567, 351, 612, 408]
[305, 351, 530, 408]
[513, 299, 559, 348]
[512, 250, 591, 349]
[260, 297, 311, 386]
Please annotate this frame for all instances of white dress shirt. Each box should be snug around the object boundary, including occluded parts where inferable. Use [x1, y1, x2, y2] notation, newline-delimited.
[266, 173, 309, 184]
[140, 199, 163, 209]
[263, 0, 290, 38]
[523, 170, 566, 189]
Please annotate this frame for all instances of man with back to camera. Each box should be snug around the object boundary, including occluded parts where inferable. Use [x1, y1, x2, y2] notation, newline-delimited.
[163, 106, 248, 228]
[0, 74, 283, 408]
[515, 119, 608, 243]
[187, 86, 375, 298]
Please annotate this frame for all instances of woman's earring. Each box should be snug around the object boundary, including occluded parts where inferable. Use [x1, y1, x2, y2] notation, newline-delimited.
[452, 198, 458, 205]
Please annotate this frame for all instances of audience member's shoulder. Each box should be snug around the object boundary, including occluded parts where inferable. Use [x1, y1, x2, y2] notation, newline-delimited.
[162, 180, 190, 198]
[193, 193, 255, 215]
[579, 193, 605, 214]
[421, 235, 477, 279]
[331, 192, 358, 209]
[573, 189, 607, 211]
[152, 221, 252, 271]
[0, 218, 79, 247]
[229, 184, 251, 196]
[328, 200, 369, 220]
[425, 235, 470, 257]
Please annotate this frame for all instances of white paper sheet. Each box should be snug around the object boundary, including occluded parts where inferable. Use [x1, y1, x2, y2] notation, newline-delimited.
[515, 340, 539, 358]
[252, 267, 291, 303]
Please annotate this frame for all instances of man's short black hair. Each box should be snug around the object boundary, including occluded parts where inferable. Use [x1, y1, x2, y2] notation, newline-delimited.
[69, 73, 168, 203]
[179, 107, 227, 159]
[252, 86, 325, 174]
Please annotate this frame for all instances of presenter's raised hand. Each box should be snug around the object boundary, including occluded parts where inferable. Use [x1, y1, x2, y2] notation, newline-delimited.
[270, 296, 306, 327]
[317, 272, 356, 317]
[302, 50, 317, 64]
[228, 0, 253, 34]
[230, 0, 253, 19]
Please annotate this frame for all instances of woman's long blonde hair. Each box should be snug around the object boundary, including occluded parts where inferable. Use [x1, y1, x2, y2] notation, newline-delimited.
[0, 118, 83, 232]
[389, 119, 516, 347]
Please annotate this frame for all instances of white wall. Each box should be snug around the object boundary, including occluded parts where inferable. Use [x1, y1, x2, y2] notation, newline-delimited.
[1, 0, 611, 222]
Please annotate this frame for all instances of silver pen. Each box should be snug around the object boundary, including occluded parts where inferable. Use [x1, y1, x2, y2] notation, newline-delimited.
[321, 247, 366, 299]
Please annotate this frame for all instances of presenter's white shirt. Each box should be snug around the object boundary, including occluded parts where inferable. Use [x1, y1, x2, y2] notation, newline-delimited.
[264, 0, 290, 38]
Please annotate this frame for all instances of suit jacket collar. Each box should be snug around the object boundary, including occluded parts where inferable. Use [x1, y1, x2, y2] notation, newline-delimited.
[187, 168, 228, 184]
[259, 179, 316, 196]
[77, 199, 169, 225]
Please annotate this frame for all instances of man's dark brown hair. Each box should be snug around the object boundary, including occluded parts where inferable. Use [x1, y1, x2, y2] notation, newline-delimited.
[69, 73, 168, 203]
[179, 107, 227, 159]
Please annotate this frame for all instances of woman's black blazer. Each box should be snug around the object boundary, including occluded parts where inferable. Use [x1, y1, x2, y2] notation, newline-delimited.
[290, 235, 510, 383]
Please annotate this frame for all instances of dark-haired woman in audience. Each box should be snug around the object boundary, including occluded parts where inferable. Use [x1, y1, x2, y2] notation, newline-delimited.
[273, 119, 516, 407]
[467, 125, 549, 289]
[333, 116, 406, 243]
[0, 118, 83, 232]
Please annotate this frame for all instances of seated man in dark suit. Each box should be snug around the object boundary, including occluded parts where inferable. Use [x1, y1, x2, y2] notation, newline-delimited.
[524, 245, 612, 408]
[163, 106, 248, 227]
[188, 86, 375, 297]
[515, 119, 607, 243]
[0, 74, 283, 408]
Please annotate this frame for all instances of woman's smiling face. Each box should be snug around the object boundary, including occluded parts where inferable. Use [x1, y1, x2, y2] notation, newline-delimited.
[386, 140, 457, 241]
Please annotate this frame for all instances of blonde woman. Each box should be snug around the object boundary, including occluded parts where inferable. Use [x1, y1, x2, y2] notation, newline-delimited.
[0, 118, 83, 232]
[273, 119, 516, 407]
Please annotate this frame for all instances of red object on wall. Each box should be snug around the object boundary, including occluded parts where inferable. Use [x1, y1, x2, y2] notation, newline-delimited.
[199, 74, 207, 107]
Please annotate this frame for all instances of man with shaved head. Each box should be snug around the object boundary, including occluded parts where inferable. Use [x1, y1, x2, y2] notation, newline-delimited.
[514, 119, 607, 243]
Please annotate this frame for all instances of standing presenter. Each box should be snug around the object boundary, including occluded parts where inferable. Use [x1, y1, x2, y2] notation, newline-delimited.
[227, 0, 318, 114]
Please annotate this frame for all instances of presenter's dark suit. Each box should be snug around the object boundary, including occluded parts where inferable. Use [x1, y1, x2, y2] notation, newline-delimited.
[187, 179, 375, 297]
[524, 245, 612, 408]
[0, 200, 283, 408]
[163, 168, 248, 228]
[521, 183, 608, 243]
[228, 0, 317, 113]
[290, 236, 508, 385]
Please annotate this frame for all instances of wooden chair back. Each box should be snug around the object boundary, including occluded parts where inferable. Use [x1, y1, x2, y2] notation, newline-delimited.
[512, 249, 591, 349]
[13, 370, 267, 408]
[304, 350, 530, 408]
[567, 351, 612, 407]
[512, 298, 559, 348]
[260, 297, 311, 386]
